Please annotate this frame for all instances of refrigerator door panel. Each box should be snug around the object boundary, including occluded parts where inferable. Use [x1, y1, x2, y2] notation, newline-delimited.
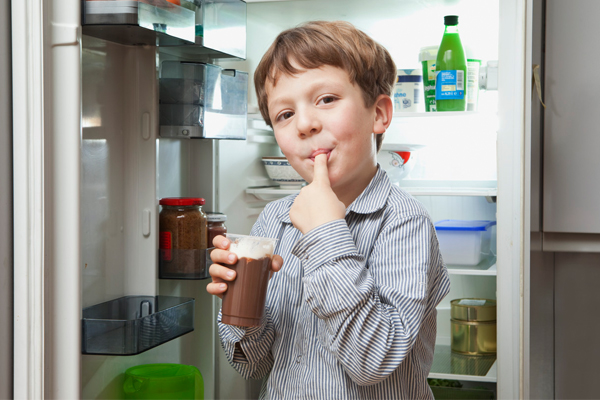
[544, 0, 600, 234]
[0, 0, 12, 397]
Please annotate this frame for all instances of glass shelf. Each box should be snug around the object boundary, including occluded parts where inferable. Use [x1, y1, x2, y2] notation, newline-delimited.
[396, 180, 497, 197]
[245, 186, 301, 201]
[429, 344, 497, 383]
[82, 295, 195, 356]
[246, 181, 497, 201]
[446, 256, 497, 276]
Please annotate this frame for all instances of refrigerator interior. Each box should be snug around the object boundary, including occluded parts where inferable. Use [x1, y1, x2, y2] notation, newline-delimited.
[218, 0, 500, 394]
[77, 0, 515, 399]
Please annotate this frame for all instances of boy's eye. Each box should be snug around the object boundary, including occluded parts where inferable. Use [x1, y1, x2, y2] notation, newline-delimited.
[319, 96, 337, 105]
[275, 111, 294, 122]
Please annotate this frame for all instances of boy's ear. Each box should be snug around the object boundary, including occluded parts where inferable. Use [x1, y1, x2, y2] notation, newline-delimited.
[372, 94, 393, 134]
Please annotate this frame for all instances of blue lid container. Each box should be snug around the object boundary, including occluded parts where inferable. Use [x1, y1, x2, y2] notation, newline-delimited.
[434, 220, 496, 231]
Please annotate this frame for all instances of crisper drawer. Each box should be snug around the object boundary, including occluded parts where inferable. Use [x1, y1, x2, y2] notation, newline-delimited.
[159, 61, 247, 139]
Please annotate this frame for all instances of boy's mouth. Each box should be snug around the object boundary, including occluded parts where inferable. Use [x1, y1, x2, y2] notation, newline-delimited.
[309, 149, 332, 162]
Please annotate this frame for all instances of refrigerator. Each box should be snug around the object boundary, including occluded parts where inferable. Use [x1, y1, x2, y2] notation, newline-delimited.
[528, 0, 600, 398]
[10, 0, 532, 399]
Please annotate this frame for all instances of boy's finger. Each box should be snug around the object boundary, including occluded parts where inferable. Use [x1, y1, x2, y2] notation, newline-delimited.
[312, 153, 330, 186]
[271, 255, 284, 272]
[210, 248, 238, 265]
[213, 235, 230, 249]
[209, 263, 236, 281]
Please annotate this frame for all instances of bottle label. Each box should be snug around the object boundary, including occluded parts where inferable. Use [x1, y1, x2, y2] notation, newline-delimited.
[435, 70, 465, 100]
[160, 231, 172, 261]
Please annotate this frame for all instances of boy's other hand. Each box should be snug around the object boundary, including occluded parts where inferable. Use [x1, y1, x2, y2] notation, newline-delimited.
[290, 153, 346, 234]
[206, 235, 284, 299]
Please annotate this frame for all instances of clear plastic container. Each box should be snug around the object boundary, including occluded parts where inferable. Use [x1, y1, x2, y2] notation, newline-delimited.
[434, 220, 496, 265]
[159, 61, 248, 139]
[81, 296, 195, 355]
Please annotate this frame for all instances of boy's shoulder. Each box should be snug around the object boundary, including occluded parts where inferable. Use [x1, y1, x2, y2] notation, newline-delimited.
[257, 168, 432, 226]
[385, 184, 431, 220]
[256, 193, 297, 227]
[352, 167, 431, 221]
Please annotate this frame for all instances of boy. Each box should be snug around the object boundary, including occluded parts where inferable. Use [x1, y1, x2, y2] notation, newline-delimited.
[207, 20, 450, 399]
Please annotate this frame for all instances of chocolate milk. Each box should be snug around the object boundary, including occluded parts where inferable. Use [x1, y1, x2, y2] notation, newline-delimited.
[221, 256, 272, 327]
[220, 234, 277, 327]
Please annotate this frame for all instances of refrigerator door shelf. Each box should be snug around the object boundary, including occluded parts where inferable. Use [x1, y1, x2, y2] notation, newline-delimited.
[81, 296, 195, 356]
[82, 0, 196, 46]
[158, 248, 213, 280]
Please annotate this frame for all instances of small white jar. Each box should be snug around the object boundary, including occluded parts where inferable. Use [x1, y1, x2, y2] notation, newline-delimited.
[393, 69, 423, 112]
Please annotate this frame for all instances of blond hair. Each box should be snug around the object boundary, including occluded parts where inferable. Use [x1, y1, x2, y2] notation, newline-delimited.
[254, 20, 396, 151]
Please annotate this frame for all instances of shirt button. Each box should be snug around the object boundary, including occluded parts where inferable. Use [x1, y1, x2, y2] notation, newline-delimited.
[296, 355, 301, 363]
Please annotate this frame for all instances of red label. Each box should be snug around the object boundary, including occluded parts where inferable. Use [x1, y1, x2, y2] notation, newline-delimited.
[160, 231, 172, 261]
[394, 151, 411, 163]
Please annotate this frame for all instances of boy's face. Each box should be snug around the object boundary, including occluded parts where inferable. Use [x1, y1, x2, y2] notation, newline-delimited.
[266, 64, 387, 200]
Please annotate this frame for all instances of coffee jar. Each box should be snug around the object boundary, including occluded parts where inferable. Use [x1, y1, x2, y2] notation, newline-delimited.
[206, 212, 227, 248]
[159, 197, 208, 279]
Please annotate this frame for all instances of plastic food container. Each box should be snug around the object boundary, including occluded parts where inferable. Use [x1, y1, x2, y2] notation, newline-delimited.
[434, 220, 496, 265]
[123, 363, 204, 399]
[451, 298, 497, 355]
[159, 197, 209, 279]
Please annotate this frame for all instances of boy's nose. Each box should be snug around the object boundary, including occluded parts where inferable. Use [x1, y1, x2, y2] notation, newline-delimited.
[296, 110, 321, 137]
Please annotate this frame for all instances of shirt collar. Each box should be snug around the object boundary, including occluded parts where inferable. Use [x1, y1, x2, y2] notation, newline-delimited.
[276, 165, 391, 223]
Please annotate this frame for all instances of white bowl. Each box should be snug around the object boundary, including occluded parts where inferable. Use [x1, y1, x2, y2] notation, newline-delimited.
[262, 157, 306, 189]
[378, 150, 417, 183]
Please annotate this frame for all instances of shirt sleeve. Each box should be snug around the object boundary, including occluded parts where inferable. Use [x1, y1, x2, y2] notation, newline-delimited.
[292, 213, 443, 386]
[216, 209, 277, 380]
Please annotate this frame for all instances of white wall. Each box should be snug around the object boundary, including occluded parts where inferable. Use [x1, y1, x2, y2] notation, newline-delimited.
[0, 1, 13, 398]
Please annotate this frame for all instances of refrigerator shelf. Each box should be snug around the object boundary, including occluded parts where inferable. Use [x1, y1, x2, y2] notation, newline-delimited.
[82, 296, 195, 356]
[245, 186, 302, 201]
[396, 180, 497, 197]
[429, 344, 497, 383]
[246, 181, 497, 201]
[446, 256, 497, 276]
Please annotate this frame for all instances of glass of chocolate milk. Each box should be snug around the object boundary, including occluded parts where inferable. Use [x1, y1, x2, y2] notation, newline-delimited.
[220, 234, 277, 327]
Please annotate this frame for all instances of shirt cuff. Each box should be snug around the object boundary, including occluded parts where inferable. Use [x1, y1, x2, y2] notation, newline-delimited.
[291, 219, 360, 275]
[217, 309, 267, 341]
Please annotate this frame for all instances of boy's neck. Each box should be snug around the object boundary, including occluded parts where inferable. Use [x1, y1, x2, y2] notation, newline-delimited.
[335, 164, 378, 208]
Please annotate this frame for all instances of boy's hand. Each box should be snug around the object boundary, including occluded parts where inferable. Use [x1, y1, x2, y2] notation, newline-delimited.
[206, 235, 284, 299]
[290, 153, 346, 234]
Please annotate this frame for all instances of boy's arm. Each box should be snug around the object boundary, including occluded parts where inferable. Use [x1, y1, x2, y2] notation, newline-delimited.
[216, 211, 277, 380]
[292, 214, 449, 386]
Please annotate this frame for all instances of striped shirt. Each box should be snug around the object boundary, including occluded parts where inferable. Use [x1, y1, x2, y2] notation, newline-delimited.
[218, 166, 450, 399]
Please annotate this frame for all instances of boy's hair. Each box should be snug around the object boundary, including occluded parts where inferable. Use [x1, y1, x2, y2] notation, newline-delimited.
[254, 20, 397, 152]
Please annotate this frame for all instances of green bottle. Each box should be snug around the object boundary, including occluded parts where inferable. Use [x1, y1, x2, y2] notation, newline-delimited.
[435, 15, 467, 112]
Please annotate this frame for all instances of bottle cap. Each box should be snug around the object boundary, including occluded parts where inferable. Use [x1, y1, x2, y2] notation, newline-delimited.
[206, 212, 227, 222]
[444, 15, 459, 26]
[159, 197, 205, 206]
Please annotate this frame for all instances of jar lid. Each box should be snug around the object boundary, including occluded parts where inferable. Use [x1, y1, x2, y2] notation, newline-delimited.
[159, 197, 205, 206]
[451, 298, 496, 322]
[206, 212, 227, 222]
